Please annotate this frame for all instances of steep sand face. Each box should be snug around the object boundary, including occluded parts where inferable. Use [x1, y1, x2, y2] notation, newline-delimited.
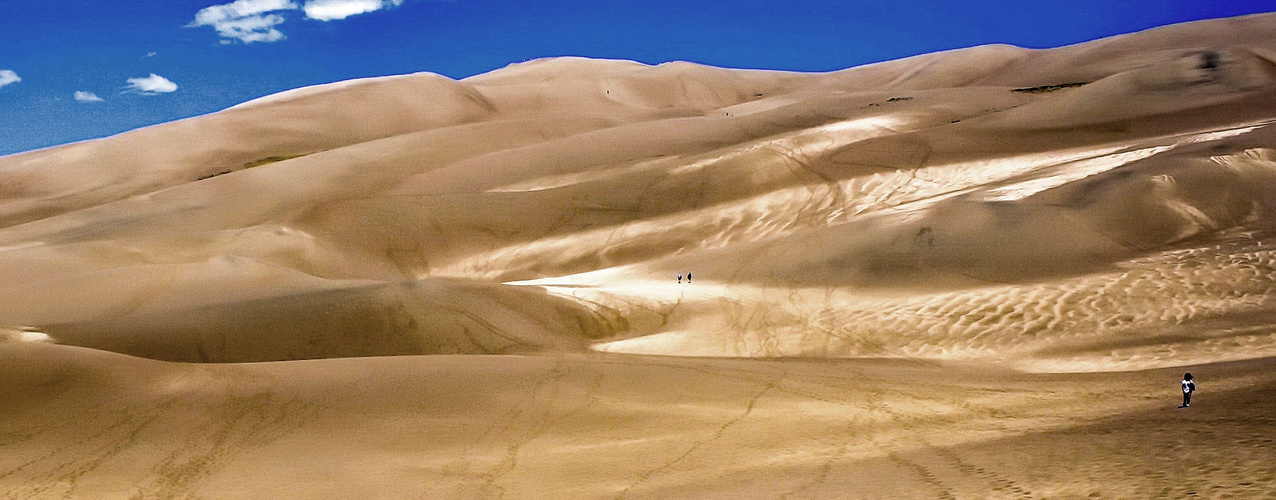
[2, 13, 1276, 498]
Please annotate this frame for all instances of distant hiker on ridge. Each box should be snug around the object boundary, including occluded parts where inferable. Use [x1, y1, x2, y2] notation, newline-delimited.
[1179, 372, 1196, 408]
[677, 273, 682, 284]
[687, 272, 692, 283]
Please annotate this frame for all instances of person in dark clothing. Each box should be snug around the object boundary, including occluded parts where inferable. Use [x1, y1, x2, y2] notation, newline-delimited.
[677, 273, 682, 284]
[686, 272, 692, 283]
[1179, 372, 1196, 408]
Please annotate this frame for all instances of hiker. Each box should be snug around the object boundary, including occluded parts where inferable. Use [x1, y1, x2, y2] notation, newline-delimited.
[677, 273, 682, 284]
[1179, 372, 1196, 408]
[687, 272, 692, 283]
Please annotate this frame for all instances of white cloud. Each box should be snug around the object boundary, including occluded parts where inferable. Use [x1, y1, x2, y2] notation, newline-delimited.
[0, 70, 20, 89]
[190, 0, 298, 44]
[74, 91, 105, 103]
[189, 0, 403, 43]
[302, 0, 402, 21]
[124, 74, 179, 95]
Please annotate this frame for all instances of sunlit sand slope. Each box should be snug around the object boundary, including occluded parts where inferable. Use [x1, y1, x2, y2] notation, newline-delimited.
[1, 343, 1273, 498]
[2, 13, 1276, 499]
[1, 14, 1274, 367]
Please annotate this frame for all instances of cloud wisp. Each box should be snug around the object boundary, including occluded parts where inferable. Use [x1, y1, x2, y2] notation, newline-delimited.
[123, 74, 179, 95]
[304, 0, 403, 21]
[190, 0, 299, 44]
[0, 70, 21, 89]
[74, 91, 105, 103]
[190, 0, 405, 43]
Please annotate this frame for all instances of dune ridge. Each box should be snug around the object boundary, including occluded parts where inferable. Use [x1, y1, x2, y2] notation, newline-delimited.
[2, 13, 1276, 499]
[5, 14, 1274, 366]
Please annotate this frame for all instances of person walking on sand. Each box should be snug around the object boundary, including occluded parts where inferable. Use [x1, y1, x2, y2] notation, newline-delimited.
[677, 273, 682, 284]
[1179, 372, 1196, 408]
[687, 272, 692, 284]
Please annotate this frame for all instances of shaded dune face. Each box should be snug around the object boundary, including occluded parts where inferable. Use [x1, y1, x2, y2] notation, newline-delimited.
[2, 14, 1275, 369]
[38, 278, 621, 363]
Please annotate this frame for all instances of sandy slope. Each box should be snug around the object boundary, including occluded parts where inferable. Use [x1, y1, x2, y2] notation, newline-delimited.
[2, 343, 1273, 499]
[2, 12, 1276, 499]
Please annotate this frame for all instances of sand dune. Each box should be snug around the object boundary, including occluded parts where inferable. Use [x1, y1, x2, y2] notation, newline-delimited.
[2, 13, 1276, 498]
[3, 343, 1274, 498]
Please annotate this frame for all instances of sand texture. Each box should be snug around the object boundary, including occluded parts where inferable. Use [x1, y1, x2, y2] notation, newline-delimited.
[3, 13, 1276, 499]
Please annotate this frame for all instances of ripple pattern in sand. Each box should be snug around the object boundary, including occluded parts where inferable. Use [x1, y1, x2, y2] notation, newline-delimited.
[590, 239, 1276, 371]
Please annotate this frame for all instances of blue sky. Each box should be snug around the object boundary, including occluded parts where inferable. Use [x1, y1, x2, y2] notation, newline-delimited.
[1, 1, 1272, 156]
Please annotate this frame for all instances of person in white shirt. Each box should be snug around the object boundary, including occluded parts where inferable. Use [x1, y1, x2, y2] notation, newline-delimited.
[1179, 372, 1196, 408]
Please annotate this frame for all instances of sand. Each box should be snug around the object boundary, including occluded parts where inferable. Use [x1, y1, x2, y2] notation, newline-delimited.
[2, 12, 1276, 499]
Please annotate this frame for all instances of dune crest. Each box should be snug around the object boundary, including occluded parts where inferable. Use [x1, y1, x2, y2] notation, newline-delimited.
[0, 14, 1275, 369]
[3, 13, 1276, 499]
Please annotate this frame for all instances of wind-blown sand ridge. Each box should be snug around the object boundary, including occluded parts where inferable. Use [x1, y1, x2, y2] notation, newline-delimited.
[2, 13, 1276, 498]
